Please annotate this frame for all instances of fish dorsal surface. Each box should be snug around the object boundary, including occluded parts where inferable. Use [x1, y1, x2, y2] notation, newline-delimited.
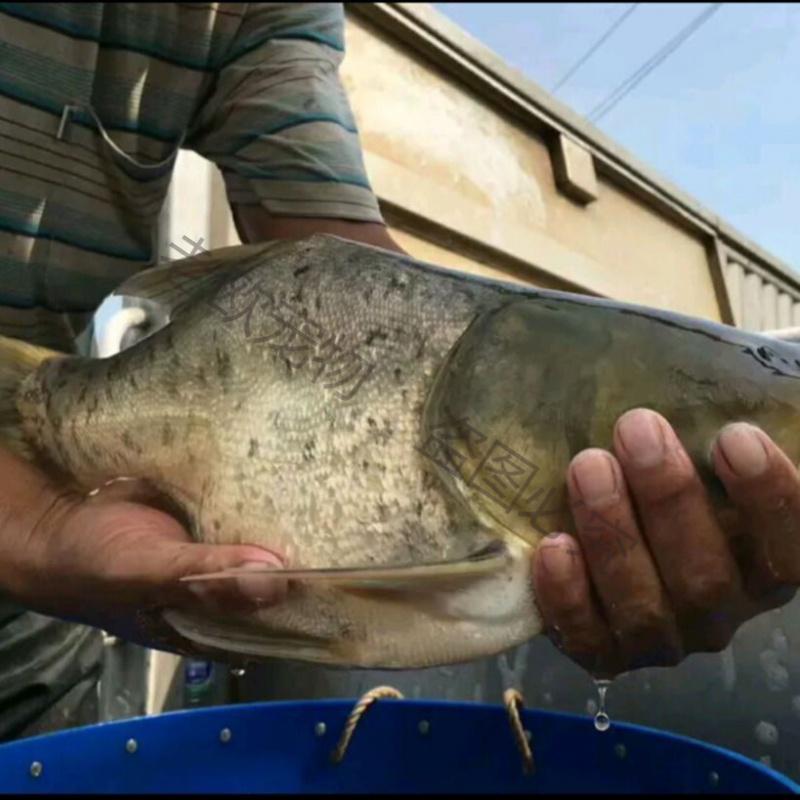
[112, 240, 301, 322]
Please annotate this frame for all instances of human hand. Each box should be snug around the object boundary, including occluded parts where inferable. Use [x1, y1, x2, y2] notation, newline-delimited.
[532, 408, 799, 677]
[0, 453, 286, 658]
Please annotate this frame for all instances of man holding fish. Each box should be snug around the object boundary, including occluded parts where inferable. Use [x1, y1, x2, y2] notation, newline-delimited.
[0, 1, 796, 740]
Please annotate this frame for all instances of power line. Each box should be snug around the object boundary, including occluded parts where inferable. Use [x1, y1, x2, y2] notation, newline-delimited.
[552, 3, 640, 93]
[587, 3, 723, 123]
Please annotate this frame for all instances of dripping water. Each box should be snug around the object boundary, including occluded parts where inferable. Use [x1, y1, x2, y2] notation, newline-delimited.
[593, 679, 612, 732]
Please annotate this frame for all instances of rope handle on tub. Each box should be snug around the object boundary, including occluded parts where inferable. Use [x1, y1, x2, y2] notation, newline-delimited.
[330, 686, 405, 764]
[504, 688, 535, 775]
[330, 684, 534, 775]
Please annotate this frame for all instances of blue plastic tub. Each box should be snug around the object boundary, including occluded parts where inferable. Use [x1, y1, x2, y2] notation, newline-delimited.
[0, 700, 795, 794]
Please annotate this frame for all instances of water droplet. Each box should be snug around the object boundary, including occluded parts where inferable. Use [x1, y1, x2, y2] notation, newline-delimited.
[760, 650, 779, 669]
[593, 679, 613, 733]
[231, 667, 246, 678]
[708, 771, 720, 787]
[29, 762, 42, 778]
[765, 664, 789, 692]
[755, 721, 778, 747]
[314, 722, 326, 737]
[594, 712, 611, 732]
[771, 628, 789, 656]
[125, 738, 138, 754]
[614, 743, 627, 759]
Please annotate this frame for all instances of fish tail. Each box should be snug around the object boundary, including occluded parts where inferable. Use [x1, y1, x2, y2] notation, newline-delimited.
[0, 335, 57, 460]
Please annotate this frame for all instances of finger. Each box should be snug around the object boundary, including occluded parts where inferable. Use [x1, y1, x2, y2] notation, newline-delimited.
[100, 515, 289, 615]
[568, 448, 682, 667]
[712, 422, 800, 588]
[161, 541, 289, 613]
[613, 409, 742, 651]
[532, 532, 620, 676]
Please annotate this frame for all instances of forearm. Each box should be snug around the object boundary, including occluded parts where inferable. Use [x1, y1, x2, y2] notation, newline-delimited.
[233, 206, 407, 255]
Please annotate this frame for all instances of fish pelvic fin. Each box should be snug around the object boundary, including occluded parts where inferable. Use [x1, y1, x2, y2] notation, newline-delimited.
[0, 335, 58, 460]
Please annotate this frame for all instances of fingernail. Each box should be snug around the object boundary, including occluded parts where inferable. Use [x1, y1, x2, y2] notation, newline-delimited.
[537, 534, 577, 582]
[235, 560, 287, 605]
[716, 423, 769, 478]
[187, 582, 216, 604]
[571, 450, 618, 507]
[616, 409, 665, 468]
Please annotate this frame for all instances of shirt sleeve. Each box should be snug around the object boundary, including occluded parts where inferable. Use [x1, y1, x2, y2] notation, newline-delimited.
[186, 2, 383, 223]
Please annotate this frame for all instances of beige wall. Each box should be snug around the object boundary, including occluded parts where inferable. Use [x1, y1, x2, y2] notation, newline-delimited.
[340, 13, 720, 319]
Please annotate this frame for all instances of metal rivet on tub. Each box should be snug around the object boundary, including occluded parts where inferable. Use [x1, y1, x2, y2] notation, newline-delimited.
[709, 771, 720, 787]
[418, 720, 430, 735]
[220, 728, 232, 743]
[314, 722, 326, 737]
[125, 738, 138, 754]
[29, 761, 42, 778]
[614, 743, 627, 760]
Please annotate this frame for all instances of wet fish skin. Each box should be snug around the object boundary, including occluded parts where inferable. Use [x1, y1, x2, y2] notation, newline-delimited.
[422, 291, 800, 544]
[3, 233, 800, 668]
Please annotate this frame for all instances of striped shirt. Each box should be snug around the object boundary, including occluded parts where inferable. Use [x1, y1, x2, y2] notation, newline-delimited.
[0, 1, 383, 352]
[0, 2, 382, 739]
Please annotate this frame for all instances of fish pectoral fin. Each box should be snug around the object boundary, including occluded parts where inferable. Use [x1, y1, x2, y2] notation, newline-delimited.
[182, 540, 510, 591]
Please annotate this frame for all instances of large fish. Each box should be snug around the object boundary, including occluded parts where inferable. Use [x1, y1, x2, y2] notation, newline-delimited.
[0, 234, 798, 669]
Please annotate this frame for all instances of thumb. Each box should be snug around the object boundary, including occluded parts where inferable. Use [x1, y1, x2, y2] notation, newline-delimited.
[146, 540, 288, 615]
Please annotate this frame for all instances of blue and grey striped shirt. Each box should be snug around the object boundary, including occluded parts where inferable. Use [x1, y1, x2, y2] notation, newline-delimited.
[0, 1, 382, 350]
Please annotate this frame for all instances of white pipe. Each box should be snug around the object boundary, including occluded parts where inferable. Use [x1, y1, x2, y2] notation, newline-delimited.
[96, 307, 150, 358]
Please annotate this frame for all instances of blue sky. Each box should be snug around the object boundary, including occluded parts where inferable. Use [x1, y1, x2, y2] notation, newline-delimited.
[434, 3, 799, 270]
